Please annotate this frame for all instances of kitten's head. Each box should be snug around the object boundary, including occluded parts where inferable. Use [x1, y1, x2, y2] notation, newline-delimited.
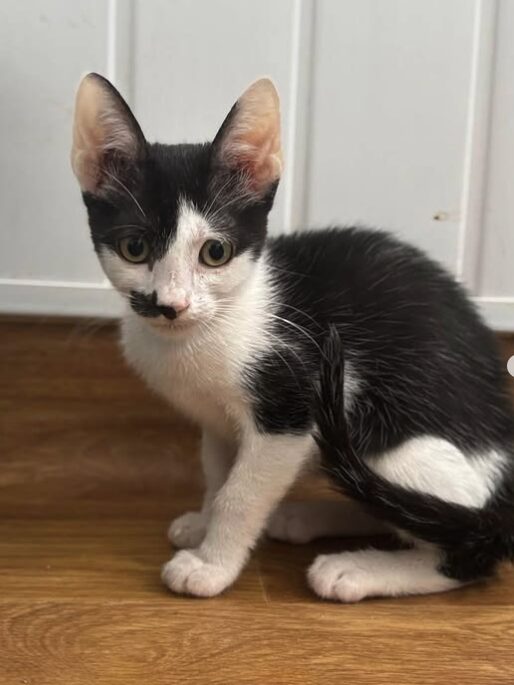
[71, 73, 282, 336]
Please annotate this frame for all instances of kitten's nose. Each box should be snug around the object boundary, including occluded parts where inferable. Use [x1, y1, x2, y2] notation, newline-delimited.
[157, 299, 190, 320]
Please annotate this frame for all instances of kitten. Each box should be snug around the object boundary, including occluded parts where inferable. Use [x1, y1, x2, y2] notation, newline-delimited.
[71, 73, 514, 601]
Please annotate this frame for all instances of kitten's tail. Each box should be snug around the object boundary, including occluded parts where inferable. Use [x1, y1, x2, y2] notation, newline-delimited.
[314, 326, 514, 578]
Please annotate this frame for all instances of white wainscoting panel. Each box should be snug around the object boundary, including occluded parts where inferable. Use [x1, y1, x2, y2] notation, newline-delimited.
[474, 0, 514, 312]
[306, 0, 476, 273]
[0, 0, 109, 290]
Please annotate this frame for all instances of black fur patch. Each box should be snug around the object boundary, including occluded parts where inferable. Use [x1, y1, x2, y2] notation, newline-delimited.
[129, 290, 180, 320]
[250, 228, 514, 458]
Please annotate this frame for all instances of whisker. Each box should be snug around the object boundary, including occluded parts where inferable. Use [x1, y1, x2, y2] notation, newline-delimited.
[266, 263, 311, 280]
[276, 302, 323, 331]
[203, 176, 236, 221]
[204, 185, 255, 225]
[212, 311, 303, 383]
[267, 313, 322, 353]
[103, 169, 147, 219]
[213, 304, 312, 375]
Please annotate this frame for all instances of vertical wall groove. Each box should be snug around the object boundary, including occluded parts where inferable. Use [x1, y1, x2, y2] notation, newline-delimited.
[282, 0, 317, 232]
[106, 0, 135, 102]
[457, 0, 498, 291]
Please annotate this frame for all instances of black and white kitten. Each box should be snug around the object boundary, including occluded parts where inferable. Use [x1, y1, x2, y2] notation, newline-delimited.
[71, 74, 514, 601]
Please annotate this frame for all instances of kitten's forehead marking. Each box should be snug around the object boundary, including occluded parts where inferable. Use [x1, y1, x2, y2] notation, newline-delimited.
[151, 200, 212, 297]
[167, 199, 215, 268]
[175, 199, 212, 244]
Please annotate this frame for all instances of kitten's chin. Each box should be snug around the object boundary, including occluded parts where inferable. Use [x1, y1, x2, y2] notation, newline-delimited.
[145, 315, 199, 339]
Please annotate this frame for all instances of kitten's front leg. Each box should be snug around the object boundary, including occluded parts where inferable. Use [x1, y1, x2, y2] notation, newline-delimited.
[162, 431, 313, 597]
[168, 430, 234, 548]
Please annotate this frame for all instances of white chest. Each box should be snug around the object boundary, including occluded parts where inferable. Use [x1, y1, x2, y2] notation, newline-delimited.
[120, 316, 252, 436]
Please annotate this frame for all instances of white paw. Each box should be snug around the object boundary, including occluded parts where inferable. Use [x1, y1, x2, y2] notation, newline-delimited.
[161, 550, 238, 597]
[167, 511, 206, 549]
[308, 553, 371, 603]
[267, 502, 315, 544]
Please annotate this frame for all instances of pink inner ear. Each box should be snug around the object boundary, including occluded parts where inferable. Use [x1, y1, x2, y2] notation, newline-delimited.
[226, 124, 282, 193]
[218, 79, 282, 194]
[71, 74, 142, 194]
[249, 137, 282, 190]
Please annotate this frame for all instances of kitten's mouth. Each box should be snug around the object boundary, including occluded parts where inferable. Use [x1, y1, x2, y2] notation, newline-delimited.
[146, 315, 197, 334]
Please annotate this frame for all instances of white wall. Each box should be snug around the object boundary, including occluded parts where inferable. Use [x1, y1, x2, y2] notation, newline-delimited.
[0, 0, 513, 329]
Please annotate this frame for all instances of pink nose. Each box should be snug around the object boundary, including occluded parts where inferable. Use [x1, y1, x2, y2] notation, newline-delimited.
[172, 299, 190, 314]
[157, 299, 190, 320]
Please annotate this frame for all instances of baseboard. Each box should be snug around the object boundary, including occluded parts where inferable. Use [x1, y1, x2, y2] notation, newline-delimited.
[473, 297, 514, 333]
[0, 280, 124, 318]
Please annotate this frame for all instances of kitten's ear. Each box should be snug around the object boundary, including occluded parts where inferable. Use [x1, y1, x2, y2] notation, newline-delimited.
[212, 78, 282, 196]
[71, 73, 146, 194]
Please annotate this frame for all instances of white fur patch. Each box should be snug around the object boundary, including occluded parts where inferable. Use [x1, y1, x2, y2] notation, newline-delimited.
[151, 200, 230, 310]
[367, 436, 506, 508]
[308, 547, 460, 602]
[120, 203, 277, 434]
[163, 431, 314, 596]
[98, 246, 144, 295]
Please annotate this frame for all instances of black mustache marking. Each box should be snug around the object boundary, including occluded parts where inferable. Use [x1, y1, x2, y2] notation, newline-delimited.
[129, 290, 177, 320]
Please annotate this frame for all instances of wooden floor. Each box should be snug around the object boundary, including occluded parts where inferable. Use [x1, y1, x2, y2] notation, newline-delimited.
[1, 318, 514, 684]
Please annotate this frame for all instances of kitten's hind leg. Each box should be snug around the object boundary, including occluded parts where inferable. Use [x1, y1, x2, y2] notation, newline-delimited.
[267, 499, 389, 544]
[308, 546, 461, 602]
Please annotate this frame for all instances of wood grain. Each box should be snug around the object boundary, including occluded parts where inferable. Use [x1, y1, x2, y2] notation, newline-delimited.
[1, 317, 514, 684]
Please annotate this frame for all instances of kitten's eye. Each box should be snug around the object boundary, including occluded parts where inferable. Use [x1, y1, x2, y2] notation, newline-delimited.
[118, 236, 150, 263]
[200, 239, 233, 267]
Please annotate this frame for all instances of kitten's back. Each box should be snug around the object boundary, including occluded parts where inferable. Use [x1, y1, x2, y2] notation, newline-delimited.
[263, 227, 514, 454]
